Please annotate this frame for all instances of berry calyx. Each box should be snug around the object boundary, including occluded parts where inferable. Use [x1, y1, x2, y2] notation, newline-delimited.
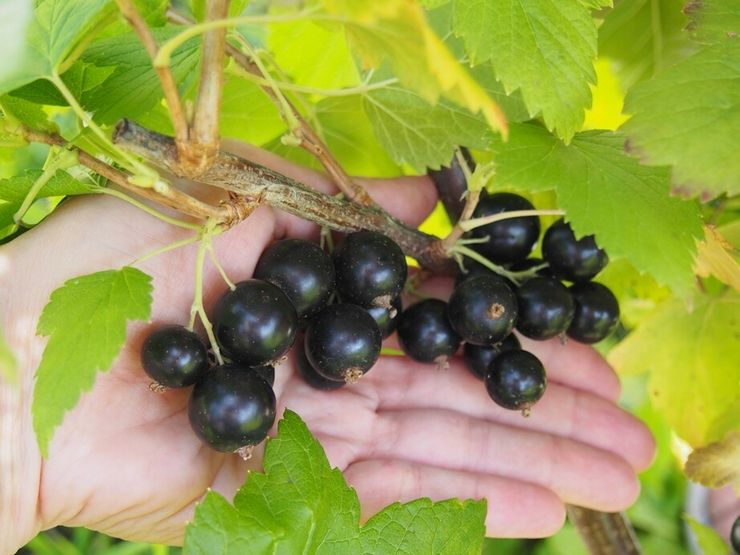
[212, 279, 298, 365]
[366, 296, 403, 338]
[305, 303, 382, 384]
[140, 325, 208, 388]
[470, 192, 540, 264]
[567, 282, 620, 344]
[463, 333, 521, 380]
[397, 299, 462, 366]
[188, 364, 276, 452]
[253, 238, 335, 320]
[333, 231, 408, 309]
[542, 219, 608, 282]
[485, 350, 546, 412]
[515, 277, 575, 340]
[447, 274, 518, 345]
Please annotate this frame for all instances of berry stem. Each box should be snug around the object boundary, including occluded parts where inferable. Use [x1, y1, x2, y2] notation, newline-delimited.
[97, 188, 201, 231]
[131, 235, 200, 266]
[207, 243, 236, 291]
[460, 209, 565, 232]
[13, 148, 73, 224]
[449, 244, 521, 283]
[189, 221, 224, 364]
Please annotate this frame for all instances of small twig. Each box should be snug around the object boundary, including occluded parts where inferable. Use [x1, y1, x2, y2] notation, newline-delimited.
[115, 0, 190, 150]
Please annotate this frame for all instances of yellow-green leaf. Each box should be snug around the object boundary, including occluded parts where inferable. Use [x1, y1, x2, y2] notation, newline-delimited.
[685, 430, 740, 495]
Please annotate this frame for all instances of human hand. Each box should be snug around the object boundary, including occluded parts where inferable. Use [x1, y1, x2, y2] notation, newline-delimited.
[0, 144, 655, 551]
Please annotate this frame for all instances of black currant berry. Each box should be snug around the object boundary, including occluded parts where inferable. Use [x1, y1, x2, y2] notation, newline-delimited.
[470, 192, 540, 264]
[447, 274, 518, 345]
[140, 325, 208, 388]
[213, 280, 298, 365]
[397, 299, 462, 366]
[485, 350, 546, 411]
[305, 303, 382, 384]
[731, 514, 739, 554]
[188, 364, 276, 452]
[515, 277, 575, 340]
[247, 364, 275, 387]
[333, 231, 408, 309]
[366, 296, 403, 338]
[294, 337, 344, 391]
[463, 333, 521, 380]
[567, 282, 620, 344]
[508, 257, 552, 278]
[542, 219, 608, 282]
[253, 238, 335, 320]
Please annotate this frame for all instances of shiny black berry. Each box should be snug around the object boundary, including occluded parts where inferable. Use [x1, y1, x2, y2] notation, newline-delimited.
[397, 299, 462, 365]
[140, 325, 208, 388]
[188, 364, 276, 452]
[213, 279, 298, 365]
[366, 296, 402, 338]
[470, 192, 540, 264]
[542, 219, 608, 282]
[247, 364, 275, 387]
[463, 333, 521, 380]
[731, 514, 739, 554]
[515, 277, 575, 340]
[567, 282, 620, 343]
[294, 337, 344, 391]
[253, 239, 335, 320]
[485, 350, 546, 411]
[447, 274, 518, 345]
[305, 303, 382, 383]
[333, 231, 408, 309]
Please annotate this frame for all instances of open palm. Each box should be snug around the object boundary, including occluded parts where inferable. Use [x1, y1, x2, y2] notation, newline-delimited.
[4, 146, 655, 547]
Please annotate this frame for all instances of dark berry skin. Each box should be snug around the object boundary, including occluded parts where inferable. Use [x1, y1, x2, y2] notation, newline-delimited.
[305, 303, 382, 383]
[515, 277, 575, 340]
[455, 259, 494, 287]
[248, 364, 275, 387]
[447, 274, 518, 345]
[731, 515, 739, 554]
[188, 364, 276, 452]
[463, 333, 521, 380]
[333, 231, 408, 308]
[397, 299, 462, 364]
[542, 219, 608, 282]
[508, 257, 552, 278]
[567, 282, 620, 344]
[366, 296, 402, 338]
[485, 350, 546, 411]
[140, 325, 208, 387]
[294, 338, 344, 391]
[213, 280, 298, 365]
[253, 239, 335, 320]
[470, 192, 540, 264]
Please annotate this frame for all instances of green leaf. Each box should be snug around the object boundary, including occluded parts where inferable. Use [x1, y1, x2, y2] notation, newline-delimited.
[219, 74, 285, 146]
[0, 324, 17, 384]
[685, 0, 740, 44]
[685, 430, 740, 494]
[33, 267, 153, 457]
[580, 0, 612, 8]
[492, 123, 702, 297]
[609, 291, 740, 447]
[0, 169, 96, 203]
[0, 0, 114, 96]
[0, 0, 34, 85]
[452, 0, 597, 141]
[362, 85, 495, 171]
[685, 516, 731, 555]
[184, 410, 487, 554]
[598, 0, 697, 89]
[622, 40, 740, 201]
[80, 26, 201, 124]
[0, 94, 56, 133]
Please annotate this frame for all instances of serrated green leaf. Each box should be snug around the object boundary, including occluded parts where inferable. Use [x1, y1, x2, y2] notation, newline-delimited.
[0, 0, 114, 96]
[362, 86, 494, 171]
[185, 410, 487, 554]
[219, 74, 285, 146]
[685, 0, 740, 44]
[452, 0, 597, 141]
[609, 291, 740, 447]
[622, 40, 740, 201]
[80, 26, 201, 124]
[360, 498, 486, 554]
[0, 169, 96, 203]
[0, 94, 56, 133]
[685, 515, 731, 555]
[33, 267, 153, 457]
[598, 0, 697, 89]
[0, 324, 17, 383]
[0, 0, 33, 85]
[492, 123, 702, 297]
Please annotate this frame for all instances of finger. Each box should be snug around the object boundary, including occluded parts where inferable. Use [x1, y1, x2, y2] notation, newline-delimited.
[368, 408, 641, 512]
[360, 358, 654, 471]
[343, 459, 566, 538]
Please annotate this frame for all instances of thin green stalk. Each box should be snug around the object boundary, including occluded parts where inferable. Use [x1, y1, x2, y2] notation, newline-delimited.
[450, 244, 520, 283]
[207, 242, 236, 290]
[230, 67, 398, 97]
[131, 235, 200, 266]
[190, 222, 224, 364]
[13, 151, 70, 224]
[461, 209, 565, 232]
[97, 188, 201, 231]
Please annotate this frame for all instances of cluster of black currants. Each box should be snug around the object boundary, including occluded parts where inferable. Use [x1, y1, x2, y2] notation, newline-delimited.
[139, 230, 408, 456]
[400, 191, 620, 413]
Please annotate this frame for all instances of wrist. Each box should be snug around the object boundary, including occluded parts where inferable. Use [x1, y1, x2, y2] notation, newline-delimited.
[0, 244, 44, 554]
